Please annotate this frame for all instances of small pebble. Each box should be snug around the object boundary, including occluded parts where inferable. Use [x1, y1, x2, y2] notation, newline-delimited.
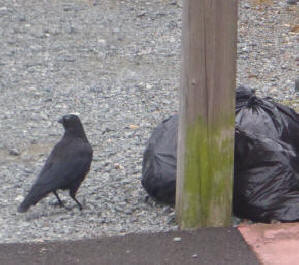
[15, 195, 24, 202]
[286, 0, 297, 5]
[9, 149, 20, 156]
[173, 237, 182, 242]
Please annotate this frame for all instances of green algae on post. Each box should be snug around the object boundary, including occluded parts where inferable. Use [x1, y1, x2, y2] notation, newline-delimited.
[180, 116, 234, 228]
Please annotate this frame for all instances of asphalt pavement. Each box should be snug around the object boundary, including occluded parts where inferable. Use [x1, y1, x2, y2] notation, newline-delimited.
[0, 228, 260, 265]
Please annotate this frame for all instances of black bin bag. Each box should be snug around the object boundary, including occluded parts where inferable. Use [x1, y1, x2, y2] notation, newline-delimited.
[234, 127, 299, 223]
[141, 115, 178, 204]
[142, 85, 299, 222]
[236, 85, 299, 151]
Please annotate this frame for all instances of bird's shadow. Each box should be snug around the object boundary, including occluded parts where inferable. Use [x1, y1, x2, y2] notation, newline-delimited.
[24, 208, 66, 221]
[23, 198, 86, 221]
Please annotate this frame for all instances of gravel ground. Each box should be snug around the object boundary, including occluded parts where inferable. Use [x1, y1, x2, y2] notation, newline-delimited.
[0, 0, 298, 243]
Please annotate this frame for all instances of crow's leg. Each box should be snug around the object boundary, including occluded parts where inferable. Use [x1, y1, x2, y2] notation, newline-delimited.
[69, 190, 83, 211]
[52, 191, 64, 207]
[52, 191, 71, 210]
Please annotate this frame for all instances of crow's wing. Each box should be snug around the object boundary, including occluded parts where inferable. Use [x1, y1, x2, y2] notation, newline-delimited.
[34, 140, 92, 190]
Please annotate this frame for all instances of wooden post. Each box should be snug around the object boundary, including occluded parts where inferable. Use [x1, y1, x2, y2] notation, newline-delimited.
[176, 0, 238, 229]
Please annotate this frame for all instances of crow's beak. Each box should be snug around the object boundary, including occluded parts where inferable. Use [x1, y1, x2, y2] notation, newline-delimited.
[58, 118, 63, 124]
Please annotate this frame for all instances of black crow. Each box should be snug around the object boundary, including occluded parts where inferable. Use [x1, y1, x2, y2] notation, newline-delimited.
[18, 114, 93, 213]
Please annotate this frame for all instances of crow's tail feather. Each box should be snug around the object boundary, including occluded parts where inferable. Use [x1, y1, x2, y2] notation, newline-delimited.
[18, 185, 50, 213]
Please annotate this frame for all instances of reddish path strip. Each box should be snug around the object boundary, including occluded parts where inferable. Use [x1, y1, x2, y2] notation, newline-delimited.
[239, 223, 299, 265]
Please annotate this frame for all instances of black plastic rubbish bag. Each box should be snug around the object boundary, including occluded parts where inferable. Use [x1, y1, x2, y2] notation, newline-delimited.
[234, 127, 299, 223]
[142, 85, 299, 222]
[236, 85, 299, 151]
[141, 85, 256, 205]
[141, 115, 178, 204]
